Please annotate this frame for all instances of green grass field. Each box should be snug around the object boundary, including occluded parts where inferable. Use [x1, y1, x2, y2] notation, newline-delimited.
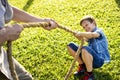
[8, 0, 120, 80]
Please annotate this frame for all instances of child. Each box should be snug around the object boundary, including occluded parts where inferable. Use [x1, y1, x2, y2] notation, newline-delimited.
[67, 15, 110, 80]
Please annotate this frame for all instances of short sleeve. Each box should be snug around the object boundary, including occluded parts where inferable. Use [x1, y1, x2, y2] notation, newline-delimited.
[0, 1, 5, 28]
[1, 0, 13, 23]
[95, 28, 104, 39]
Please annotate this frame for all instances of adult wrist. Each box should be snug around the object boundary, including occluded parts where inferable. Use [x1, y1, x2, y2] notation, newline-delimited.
[5, 25, 13, 41]
[43, 18, 51, 22]
[0, 28, 7, 37]
[0, 28, 7, 45]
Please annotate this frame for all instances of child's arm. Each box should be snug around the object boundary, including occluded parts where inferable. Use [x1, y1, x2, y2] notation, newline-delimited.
[73, 32, 88, 41]
[74, 32, 100, 39]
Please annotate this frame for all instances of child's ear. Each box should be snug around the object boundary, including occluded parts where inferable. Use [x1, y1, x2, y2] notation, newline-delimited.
[92, 21, 96, 25]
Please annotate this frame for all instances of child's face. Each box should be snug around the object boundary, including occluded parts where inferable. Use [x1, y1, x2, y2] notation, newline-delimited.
[81, 20, 95, 32]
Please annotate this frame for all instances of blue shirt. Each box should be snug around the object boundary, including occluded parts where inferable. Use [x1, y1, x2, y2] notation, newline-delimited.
[88, 27, 110, 63]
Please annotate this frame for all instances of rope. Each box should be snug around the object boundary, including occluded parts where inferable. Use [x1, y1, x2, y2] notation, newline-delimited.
[7, 41, 19, 80]
[57, 25, 76, 34]
[22, 22, 76, 34]
[22, 22, 48, 28]
[6, 22, 48, 80]
[64, 40, 84, 80]
[6, 22, 81, 80]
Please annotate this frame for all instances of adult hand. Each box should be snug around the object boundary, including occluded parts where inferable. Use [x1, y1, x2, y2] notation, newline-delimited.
[43, 18, 58, 30]
[6, 24, 23, 41]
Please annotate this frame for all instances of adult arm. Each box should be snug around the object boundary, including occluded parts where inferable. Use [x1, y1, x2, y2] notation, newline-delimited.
[12, 6, 58, 30]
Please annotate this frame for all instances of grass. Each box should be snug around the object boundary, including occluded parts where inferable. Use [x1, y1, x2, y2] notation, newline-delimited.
[7, 0, 120, 80]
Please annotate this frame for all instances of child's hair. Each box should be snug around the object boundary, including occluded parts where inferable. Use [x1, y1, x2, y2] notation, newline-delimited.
[80, 15, 97, 26]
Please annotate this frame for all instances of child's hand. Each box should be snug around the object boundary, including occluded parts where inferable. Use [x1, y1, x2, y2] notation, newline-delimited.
[74, 32, 83, 40]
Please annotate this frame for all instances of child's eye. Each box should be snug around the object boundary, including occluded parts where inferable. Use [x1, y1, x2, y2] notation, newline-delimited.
[83, 26, 85, 29]
[85, 24, 88, 27]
